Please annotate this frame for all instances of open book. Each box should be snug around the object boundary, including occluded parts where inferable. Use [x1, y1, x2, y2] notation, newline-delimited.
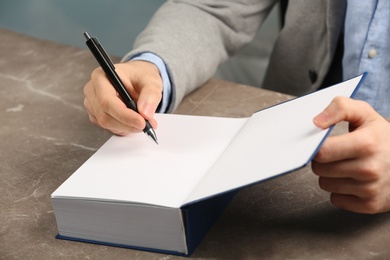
[51, 74, 365, 255]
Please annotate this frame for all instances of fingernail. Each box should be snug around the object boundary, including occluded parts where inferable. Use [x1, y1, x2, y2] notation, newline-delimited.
[313, 111, 330, 126]
[141, 104, 154, 119]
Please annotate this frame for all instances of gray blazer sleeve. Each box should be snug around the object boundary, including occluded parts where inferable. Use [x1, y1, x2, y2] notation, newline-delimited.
[123, 0, 277, 112]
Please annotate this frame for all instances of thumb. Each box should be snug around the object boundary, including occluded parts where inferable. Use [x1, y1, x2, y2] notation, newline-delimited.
[119, 60, 163, 121]
[132, 61, 163, 124]
[138, 84, 162, 119]
[313, 96, 373, 129]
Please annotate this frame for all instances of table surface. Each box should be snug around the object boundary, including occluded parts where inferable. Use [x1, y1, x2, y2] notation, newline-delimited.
[1, 28, 390, 260]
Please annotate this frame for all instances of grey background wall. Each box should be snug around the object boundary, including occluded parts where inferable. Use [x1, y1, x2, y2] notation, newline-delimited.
[0, 0, 280, 87]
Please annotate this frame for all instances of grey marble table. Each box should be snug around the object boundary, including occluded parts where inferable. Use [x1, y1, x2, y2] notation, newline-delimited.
[1, 28, 390, 259]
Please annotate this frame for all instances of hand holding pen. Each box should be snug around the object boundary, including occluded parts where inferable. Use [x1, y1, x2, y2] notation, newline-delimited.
[83, 32, 162, 144]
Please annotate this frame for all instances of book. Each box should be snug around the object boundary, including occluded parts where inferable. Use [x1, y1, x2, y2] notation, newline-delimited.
[51, 74, 366, 256]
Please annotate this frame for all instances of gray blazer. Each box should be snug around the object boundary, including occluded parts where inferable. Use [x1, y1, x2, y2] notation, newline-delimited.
[124, 0, 347, 112]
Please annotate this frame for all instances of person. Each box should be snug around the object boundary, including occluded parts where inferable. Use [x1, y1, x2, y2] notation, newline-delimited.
[83, 0, 390, 214]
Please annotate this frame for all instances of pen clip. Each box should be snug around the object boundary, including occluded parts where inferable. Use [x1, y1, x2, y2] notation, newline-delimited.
[93, 37, 116, 71]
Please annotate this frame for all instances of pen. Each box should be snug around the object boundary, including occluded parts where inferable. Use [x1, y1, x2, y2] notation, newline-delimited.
[83, 32, 158, 144]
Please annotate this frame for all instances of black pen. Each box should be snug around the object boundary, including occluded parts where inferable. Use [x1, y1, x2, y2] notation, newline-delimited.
[83, 32, 158, 144]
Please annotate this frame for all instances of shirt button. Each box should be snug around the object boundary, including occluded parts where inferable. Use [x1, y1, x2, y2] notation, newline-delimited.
[368, 48, 377, 58]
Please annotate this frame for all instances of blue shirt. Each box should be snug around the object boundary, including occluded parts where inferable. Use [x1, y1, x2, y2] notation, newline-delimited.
[343, 0, 390, 117]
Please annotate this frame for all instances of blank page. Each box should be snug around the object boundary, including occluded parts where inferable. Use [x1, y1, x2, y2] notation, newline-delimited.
[184, 74, 364, 204]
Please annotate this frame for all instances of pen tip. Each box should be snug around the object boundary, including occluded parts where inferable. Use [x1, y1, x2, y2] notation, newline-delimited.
[150, 136, 158, 145]
[145, 128, 158, 145]
[152, 136, 159, 145]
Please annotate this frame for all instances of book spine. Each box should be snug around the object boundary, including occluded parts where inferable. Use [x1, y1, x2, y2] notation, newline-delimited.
[182, 190, 237, 255]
